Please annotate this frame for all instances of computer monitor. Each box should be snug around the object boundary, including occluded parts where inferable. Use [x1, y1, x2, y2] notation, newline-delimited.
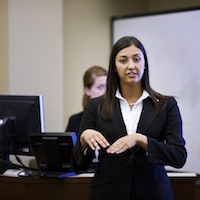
[30, 132, 77, 177]
[0, 95, 45, 159]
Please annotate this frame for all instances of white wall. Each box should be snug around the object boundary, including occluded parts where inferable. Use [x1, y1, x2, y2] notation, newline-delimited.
[8, 0, 64, 131]
[0, 0, 9, 93]
[7, 0, 145, 132]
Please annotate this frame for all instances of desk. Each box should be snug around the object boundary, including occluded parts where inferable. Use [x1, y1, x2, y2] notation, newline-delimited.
[0, 172, 197, 200]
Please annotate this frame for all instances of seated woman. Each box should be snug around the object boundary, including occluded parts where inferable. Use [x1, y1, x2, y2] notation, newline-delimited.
[65, 65, 108, 134]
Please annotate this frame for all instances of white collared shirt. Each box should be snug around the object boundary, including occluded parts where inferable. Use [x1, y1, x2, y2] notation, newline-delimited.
[115, 90, 149, 135]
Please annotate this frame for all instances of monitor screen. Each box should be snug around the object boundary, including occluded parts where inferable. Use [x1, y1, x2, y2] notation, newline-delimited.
[30, 132, 77, 176]
[0, 95, 45, 157]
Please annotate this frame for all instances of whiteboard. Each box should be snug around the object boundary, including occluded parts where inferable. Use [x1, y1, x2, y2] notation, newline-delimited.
[112, 8, 200, 174]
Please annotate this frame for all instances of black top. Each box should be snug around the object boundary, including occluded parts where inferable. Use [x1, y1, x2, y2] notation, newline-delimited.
[71, 96, 187, 200]
[65, 111, 84, 135]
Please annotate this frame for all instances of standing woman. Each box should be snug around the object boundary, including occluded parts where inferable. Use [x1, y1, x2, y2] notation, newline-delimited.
[71, 36, 187, 200]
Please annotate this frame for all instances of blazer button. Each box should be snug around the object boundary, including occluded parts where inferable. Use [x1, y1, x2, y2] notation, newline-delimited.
[130, 154, 134, 159]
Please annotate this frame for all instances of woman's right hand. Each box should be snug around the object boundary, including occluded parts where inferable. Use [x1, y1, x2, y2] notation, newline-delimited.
[80, 129, 110, 151]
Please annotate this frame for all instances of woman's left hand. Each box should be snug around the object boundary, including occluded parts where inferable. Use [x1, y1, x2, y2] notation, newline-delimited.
[106, 133, 148, 154]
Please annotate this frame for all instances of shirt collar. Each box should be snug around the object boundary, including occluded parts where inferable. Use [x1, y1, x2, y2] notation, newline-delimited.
[115, 89, 149, 104]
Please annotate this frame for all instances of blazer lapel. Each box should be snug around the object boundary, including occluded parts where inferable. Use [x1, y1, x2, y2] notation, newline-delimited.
[108, 98, 159, 138]
[137, 98, 158, 134]
[110, 100, 127, 138]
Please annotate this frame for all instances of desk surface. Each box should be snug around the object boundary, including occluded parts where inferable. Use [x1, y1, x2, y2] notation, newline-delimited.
[0, 170, 197, 200]
[3, 169, 197, 177]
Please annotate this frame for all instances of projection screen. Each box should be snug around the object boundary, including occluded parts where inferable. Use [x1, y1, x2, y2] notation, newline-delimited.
[112, 8, 200, 174]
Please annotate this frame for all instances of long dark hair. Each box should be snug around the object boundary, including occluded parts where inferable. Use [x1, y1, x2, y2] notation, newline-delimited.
[99, 36, 170, 121]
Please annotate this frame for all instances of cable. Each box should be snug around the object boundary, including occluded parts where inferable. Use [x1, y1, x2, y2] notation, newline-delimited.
[14, 153, 29, 169]
[0, 158, 38, 171]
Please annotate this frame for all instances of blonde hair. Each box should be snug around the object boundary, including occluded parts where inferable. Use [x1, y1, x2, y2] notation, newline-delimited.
[82, 66, 107, 109]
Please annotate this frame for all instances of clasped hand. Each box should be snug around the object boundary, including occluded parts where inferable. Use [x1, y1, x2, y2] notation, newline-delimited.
[80, 129, 144, 154]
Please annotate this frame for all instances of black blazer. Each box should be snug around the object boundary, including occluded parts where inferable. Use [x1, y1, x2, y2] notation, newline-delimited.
[71, 96, 187, 200]
[65, 111, 84, 134]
